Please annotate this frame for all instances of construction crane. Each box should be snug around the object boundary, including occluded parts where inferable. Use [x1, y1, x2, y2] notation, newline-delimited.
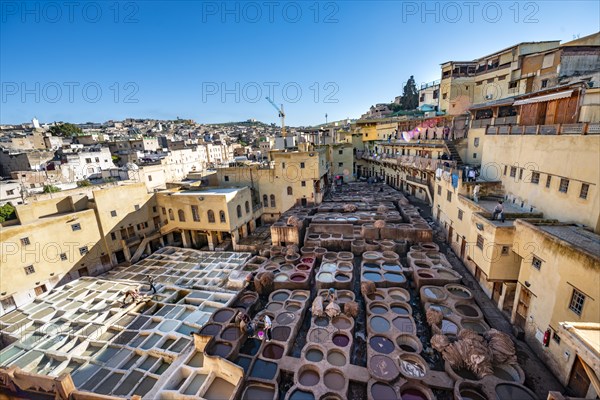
[265, 97, 286, 138]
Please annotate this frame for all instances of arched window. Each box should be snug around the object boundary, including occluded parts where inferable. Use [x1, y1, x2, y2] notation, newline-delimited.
[178, 209, 185, 222]
[263, 194, 268, 207]
[168, 209, 174, 221]
[207, 210, 215, 223]
[287, 186, 293, 195]
[236, 205, 242, 218]
[220, 210, 226, 223]
[245, 201, 250, 214]
[270, 194, 276, 208]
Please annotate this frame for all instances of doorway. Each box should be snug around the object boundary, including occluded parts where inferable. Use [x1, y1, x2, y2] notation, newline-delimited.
[567, 356, 591, 397]
[492, 282, 503, 304]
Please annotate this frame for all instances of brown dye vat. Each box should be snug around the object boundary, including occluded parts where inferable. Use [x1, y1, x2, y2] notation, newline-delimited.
[299, 370, 320, 386]
[369, 336, 394, 354]
[327, 350, 346, 366]
[286, 302, 302, 312]
[459, 388, 487, 400]
[297, 264, 311, 271]
[291, 293, 308, 301]
[267, 302, 283, 312]
[272, 291, 290, 302]
[323, 370, 345, 390]
[213, 309, 234, 323]
[332, 333, 350, 347]
[332, 316, 352, 330]
[370, 355, 400, 381]
[371, 382, 398, 400]
[207, 342, 232, 358]
[396, 335, 421, 353]
[272, 326, 291, 341]
[417, 271, 434, 278]
[276, 312, 295, 324]
[199, 324, 221, 336]
[263, 343, 284, 360]
[221, 327, 242, 341]
[455, 304, 479, 317]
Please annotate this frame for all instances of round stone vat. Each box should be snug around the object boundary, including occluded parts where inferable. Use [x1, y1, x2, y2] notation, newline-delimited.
[363, 251, 382, 261]
[392, 316, 415, 334]
[317, 272, 334, 283]
[390, 303, 411, 315]
[363, 272, 383, 282]
[262, 343, 284, 360]
[420, 243, 439, 251]
[298, 365, 320, 387]
[461, 320, 490, 335]
[332, 333, 350, 347]
[304, 346, 324, 362]
[399, 382, 434, 400]
[441, 319, 459, 337]
[369, 381, 398, 400]
[220, 325, 242, 341]
[271, 290, 290, 302]
[454, 302, 482, 319]
[413, 260, 433, 269]
[242, 384, 276, 400]
[199, 323, 221, 337]
[420, 286, 448, 303]
[331, 315, 352, 330]
[286, 253, 301, 263]
[212, 309, 234, 323]
[396, 334, 423, 353]
[369, 302, 389, 315]
[381, 251, 399, 261]
[276, 312, 295, 325]
[285, 301, 302, 312]
[493, 364, 525, 384]
[367, 291, 385, 301]
[206, 341, 232, 358]
[301, 257, 315, 265]
[369, 336, 395, 354]
[337, 262, 353, 272]
[323, 369, 346, 391]
[280, 264, 294, 272]
[274, 273, 289, 282]
[326, 349, 346, 367]
[323, 252, 337, 262]
[337, 292, 354, 304]
[309, 328, 329, 343]
[454, 381, 487, 400]
[338, 252, 354, 261]
[267, 302, 283, 312]
[445, 284, 473, 300]
[416, 270, 434, 279]
[288, 388, 315, 400]
[334, 273, 351, 282]
[369, 355, 400, 382]
[388, 288, 410, 302]
[427, 303, 452, 317]
[383, 272, 406, 284]
[314, 316, 328, 327]
[494, 383, 537, 400]
[272, 326, 291, 341]
[291, 292, 308, 301]
[296, 264, 311, 272]
[398, 354, 428, 380]
[370, 316, 391, 333]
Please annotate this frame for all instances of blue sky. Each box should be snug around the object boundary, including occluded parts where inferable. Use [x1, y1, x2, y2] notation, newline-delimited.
[1, 1, 598, 126]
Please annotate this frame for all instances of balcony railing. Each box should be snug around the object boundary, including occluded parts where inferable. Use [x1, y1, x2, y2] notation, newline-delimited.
[486, 123, 599, 136]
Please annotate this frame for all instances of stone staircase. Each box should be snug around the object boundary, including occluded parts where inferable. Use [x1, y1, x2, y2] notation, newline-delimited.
[445, 141, 464, 167]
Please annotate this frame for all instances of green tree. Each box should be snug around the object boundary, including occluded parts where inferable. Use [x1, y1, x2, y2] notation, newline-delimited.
[0, 203, 16, 222]
[48, 123, 83, 137]
[77, 179, 92, 187]
[43, 184, 61, 193]
[400, 75, 419, 111]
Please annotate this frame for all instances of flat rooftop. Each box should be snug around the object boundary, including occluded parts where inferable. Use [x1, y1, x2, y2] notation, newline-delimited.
[537, 225, 600, 259]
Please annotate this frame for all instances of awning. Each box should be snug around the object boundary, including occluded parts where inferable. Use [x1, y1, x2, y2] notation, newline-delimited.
[513, 90, 574, 106]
